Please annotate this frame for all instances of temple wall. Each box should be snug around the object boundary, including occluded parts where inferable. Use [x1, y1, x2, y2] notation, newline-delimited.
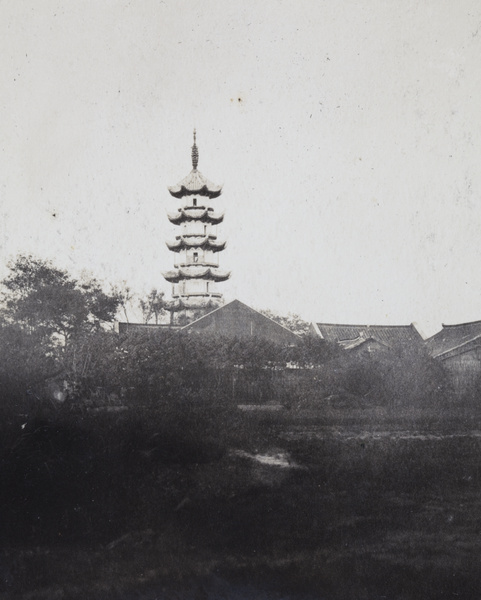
[441, 347, 481, 396]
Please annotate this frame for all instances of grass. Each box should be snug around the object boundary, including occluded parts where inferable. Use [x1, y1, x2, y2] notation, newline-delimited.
[2, 400, 481, 598]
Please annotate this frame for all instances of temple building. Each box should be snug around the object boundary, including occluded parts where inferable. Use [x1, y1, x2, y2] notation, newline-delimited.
[425, 320, 481, 396]
[310, 322, 424, 354]
[182, 299, 300, 345]
[162, 131, 230, 322]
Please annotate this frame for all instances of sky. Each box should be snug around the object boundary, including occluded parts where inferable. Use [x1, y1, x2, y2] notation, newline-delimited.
[1, 0, 481, 336]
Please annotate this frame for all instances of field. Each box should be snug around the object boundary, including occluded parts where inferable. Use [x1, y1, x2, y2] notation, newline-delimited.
[2, 402, 481, 600]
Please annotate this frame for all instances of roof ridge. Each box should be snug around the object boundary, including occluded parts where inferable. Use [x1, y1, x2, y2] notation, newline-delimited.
[442, 319, 481, 328]
[315, 322, 415, 329]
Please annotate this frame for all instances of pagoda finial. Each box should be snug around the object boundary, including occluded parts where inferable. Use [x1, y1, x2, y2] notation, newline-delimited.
[191, 129, 199, 170]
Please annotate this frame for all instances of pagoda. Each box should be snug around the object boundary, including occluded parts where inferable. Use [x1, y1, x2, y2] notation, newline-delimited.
[163, 131, 230, 322]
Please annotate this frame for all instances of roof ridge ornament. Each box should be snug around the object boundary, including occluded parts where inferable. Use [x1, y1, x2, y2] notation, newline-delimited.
[191, 128, 199, 170]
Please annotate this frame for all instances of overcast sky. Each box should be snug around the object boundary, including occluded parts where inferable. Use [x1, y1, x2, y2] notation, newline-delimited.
[1, 1, 481, 335]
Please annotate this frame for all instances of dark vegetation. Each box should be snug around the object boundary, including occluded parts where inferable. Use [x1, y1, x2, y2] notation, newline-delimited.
[1, 256, 481, 599]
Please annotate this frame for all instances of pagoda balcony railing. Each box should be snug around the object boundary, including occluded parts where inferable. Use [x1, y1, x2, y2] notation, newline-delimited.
[174, 260, 219, 268]
[175, 233, 218, 240]
[172, 291, 223, 299]
[171, 207, 220, 216]
[181, 206, 217, 212]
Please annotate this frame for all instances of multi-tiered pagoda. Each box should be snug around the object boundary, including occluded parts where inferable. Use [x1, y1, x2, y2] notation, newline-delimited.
[163, 131, 230, 322]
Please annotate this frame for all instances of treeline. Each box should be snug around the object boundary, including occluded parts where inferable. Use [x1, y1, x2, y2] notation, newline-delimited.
[0, 254, 456, 414]
[0, 322, 452, 415]
[0, 255, 338, 409]
[0, 326, 341, 410]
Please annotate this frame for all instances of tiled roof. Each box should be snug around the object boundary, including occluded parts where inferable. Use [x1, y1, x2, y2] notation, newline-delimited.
[182, 299, 300, 344]
[313, 323, 424, 346]
[425, 320, 481, 359]
[168, 169, 222, 199]
[338, 335, 389, 351]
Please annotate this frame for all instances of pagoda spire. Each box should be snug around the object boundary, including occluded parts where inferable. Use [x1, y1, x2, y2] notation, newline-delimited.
[191, 129, 199, 170]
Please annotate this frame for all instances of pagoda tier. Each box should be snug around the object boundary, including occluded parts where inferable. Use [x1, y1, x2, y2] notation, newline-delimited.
[162, 266, 231, 283]
[168, 170, 222, 199]
[167, 207, 224, 225]
[170, 279, 224, 301]
[166, 235, 227, 252]
[163, 130, 230, 320]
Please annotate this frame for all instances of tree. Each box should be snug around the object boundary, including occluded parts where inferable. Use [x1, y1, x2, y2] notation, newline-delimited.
[0, 322, 59, 406]
[1, 255, 120, 348]
[111, 282, 135, 323]
[258, 308, 311, 336]
[139, 288, 167, 324]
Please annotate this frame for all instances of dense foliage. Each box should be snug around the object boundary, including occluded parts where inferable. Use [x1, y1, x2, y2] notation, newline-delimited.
[0, 256, 450, 412]
[259, 307, 312, 335]
[1, 255, 120, 347]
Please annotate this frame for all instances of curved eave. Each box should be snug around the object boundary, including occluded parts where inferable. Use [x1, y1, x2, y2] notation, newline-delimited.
[207, 212, 224, 224]
[168, 297, 223, 311]
[162, 270, 181, 283]
[208, 239, 227, 251]
[166, 237, 227, 252]
[167, 211, 183, 224]
[162, 267, 231, 283]
[168, 184, 222, 199]
[212, 270, 230, 282]
[168, 169, 222, 199]
[167, 208, 224, 224]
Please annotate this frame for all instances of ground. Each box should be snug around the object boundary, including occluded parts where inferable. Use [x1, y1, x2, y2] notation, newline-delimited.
[2, 406, 481, 599]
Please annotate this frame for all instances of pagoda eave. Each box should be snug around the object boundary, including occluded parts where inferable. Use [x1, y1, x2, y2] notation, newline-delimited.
[168, 184, 222, 199]
[167, 208, 224, 225]
[166, 237, 227, 252]
[169, 296, 223, 311]
[168, 169, 222, 199]
[162, 267, 231, 283]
